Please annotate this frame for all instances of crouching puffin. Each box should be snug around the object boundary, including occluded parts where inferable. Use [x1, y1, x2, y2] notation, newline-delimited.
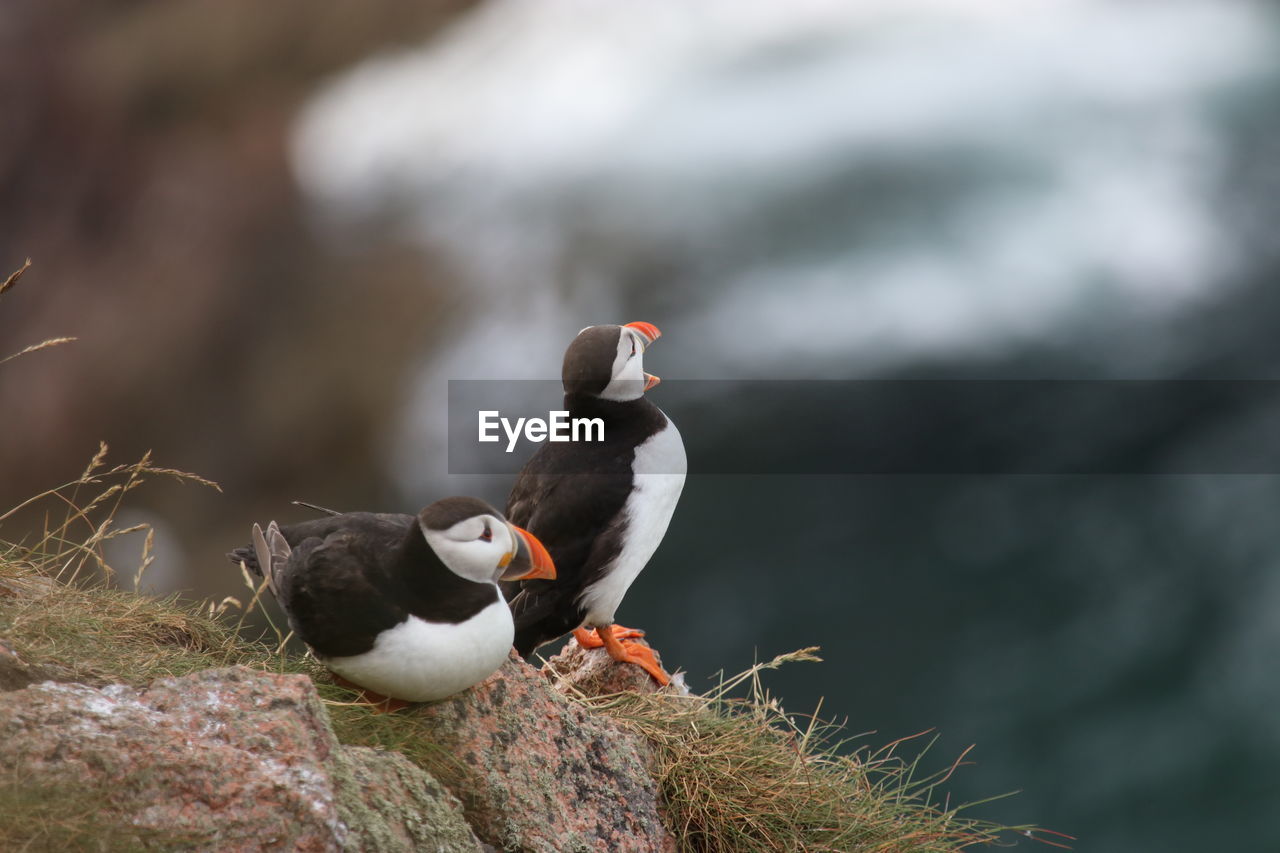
[227, 497, 555, 705]
[503, 322, 686, 684]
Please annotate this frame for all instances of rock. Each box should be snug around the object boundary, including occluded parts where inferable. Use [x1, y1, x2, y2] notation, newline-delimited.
[0, 666, 482, 852]
[542, 634, 690, 699]
[331, 745, 484, 853]
[410, 651, 677, 853]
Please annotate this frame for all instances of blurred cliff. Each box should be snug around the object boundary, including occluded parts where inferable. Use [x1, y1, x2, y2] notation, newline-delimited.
[0, 0, 474, 585]
[4, 1, 1280, 851]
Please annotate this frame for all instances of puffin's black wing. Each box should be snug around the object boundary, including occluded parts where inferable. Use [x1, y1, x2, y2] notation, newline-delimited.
[227, 512, 416, 658]
[271, 529, 409, 658]
[504, 457, 561, 533]
[504, 443, 635, 575]
[502, 396, 669, 657]
[503, 443, 635, 655]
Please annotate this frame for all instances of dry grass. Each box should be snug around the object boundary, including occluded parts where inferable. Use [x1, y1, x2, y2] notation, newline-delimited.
[0, 441, 220, 590]
[559, 652, 1070, 853]
[0, 257, 30, 296]
[0, 259, 78, 365]
[0, 446, 251, 691]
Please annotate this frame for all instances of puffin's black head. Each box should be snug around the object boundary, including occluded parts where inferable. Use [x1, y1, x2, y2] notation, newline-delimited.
[417, 497, 556, 584]
[561, 321, 662, 401]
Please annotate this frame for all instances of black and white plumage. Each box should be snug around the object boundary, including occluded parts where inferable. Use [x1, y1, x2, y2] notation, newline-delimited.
[503, 322, 686, 681]
[227, 497, 555, 703]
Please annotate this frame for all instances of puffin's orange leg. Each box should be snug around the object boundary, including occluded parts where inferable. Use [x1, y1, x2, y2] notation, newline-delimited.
[573, 624, 646, 648]
[593, 624, 671, 686]
[331, 673, 412, 713]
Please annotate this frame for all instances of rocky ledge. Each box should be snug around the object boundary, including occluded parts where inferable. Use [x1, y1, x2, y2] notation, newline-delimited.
[0, 638, 678, 852]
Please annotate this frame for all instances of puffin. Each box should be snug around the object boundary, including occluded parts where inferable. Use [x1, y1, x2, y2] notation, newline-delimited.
[503, 321, 686, 684]
[227, 496, 555, 705]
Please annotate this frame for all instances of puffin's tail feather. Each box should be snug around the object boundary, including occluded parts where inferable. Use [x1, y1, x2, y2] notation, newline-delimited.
[227, 545, 260, 576]
[251, 521, 291, 599]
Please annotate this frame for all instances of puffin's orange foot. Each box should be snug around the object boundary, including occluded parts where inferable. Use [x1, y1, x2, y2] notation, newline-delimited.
[572, 624, 646, 649]
[613, 640, 671, 686]
[585, 623, 671, 686]
[331, 673, 412, 713]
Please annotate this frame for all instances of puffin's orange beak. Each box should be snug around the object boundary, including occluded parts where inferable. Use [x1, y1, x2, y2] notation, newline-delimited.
[643, 373, 661, 392]
[624, 321, 661, 347]
[500, 524, 556, 581]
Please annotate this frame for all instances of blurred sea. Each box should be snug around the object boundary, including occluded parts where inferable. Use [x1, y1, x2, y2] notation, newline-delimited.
[290, 2, 1280, 850]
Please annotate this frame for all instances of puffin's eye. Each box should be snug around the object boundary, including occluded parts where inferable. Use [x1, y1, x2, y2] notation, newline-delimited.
[480, 523, 493, 542]
[629, 338, 637, 358]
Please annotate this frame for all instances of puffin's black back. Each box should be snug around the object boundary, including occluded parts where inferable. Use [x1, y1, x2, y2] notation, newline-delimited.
[227, 511, 499, 658]
[228, 512, 410, 576]
[504, 392, 669, 655]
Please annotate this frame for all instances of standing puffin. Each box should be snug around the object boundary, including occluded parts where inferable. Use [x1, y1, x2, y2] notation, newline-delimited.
[227, 497, 555, 704]
[504, 322, 686, 684]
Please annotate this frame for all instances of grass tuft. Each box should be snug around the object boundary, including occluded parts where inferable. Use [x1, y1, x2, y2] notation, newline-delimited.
[560, 651, 1070, 852]
[0, 441, 220, 589]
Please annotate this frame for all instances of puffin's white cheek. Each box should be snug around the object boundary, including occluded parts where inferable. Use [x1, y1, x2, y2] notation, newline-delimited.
[599, 355, 649, 401]
[459, 544, 496, 583]
[484, 542, 504, 573]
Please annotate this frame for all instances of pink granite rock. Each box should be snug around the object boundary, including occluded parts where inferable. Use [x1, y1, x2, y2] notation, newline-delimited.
[411, 651, 677, 853]
[0, 666, 482, 852]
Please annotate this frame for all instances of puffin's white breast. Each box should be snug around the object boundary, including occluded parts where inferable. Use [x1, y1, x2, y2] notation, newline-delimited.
[323, 596, 513, 702]
[579, 414, 687, 626]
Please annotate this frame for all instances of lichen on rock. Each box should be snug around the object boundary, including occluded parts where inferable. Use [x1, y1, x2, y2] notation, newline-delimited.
[330, 744, 483, 852]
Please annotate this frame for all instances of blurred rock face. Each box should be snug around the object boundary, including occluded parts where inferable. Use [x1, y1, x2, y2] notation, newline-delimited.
[0, 0, 473, 577]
